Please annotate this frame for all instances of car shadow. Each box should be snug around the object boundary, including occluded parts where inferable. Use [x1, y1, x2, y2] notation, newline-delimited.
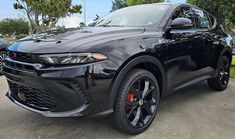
[2, 81, 232, 139]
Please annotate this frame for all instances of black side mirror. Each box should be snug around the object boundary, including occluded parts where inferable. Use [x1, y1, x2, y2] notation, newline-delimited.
[171, 18, 193, 29]
[164, 18, 194, 39]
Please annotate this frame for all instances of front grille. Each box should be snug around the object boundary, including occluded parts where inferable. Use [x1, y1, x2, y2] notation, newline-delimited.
[8, 51, 39, 63]
[8, 81, 56, 111]
[5, 60, 35, 71]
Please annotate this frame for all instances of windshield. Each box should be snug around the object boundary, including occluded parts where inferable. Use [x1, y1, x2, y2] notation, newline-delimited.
[95, 4, 170, 27]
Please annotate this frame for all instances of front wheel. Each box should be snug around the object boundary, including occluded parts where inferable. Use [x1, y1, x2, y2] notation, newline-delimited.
[112, 69, 160, 134]
[208, 56, 231, 91]
[0, 51, 7, 75]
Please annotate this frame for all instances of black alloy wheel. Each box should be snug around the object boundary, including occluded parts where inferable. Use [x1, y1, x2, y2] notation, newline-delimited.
[126, 77, 157, 127]
[113, 69, 160, 134]
[208, 56, 230, 91]
[0, 51, 7, 75]
[219, 58, 230, 87]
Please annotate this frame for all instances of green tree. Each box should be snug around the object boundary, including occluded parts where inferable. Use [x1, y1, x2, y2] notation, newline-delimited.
[79, 22, 86, 27]
[111, 0, 128, 11]
[127, 0, 164, 6]
[0, 18, 29, 35]
[228, 6, 235, 27]
[187, 0, 235, 26]
[111, 0, 164, 11]
[13, 0, 82, 33]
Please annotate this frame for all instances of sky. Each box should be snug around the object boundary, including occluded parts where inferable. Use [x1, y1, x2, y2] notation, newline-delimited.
[0, 0, 186, 28]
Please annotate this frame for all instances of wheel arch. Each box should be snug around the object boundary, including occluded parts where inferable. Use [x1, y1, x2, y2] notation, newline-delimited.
[217, 48, 233, 68]
[108, 53, 167, 109]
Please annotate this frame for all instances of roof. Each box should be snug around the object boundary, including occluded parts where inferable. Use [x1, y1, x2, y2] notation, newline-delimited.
[127, 2, 196, 9]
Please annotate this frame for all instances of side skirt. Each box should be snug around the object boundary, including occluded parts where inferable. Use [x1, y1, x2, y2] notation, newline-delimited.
[169, 67, 217, 93]
[172, 75, 213, 92]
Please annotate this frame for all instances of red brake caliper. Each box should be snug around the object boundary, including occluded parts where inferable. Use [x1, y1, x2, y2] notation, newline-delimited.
[126, 92, 134, 112]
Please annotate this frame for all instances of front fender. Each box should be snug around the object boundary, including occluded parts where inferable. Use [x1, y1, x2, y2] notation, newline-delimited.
[108, 54, 167, 109]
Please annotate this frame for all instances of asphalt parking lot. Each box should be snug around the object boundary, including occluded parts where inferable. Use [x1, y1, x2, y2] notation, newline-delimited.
[0, 76, 235, 139]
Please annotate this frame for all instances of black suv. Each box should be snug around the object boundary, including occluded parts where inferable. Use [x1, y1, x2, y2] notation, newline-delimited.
[3, 3, 233, 134]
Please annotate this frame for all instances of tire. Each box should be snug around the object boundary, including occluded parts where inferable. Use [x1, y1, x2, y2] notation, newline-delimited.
[208, 56, 231, 91]
[0, 51, 7, 76]
[112, 69, 160, 134]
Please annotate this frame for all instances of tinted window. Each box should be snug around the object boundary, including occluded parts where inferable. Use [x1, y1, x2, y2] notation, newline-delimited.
[172, 7, 195, 28]
[95, 5, 170, 27]
[208, 14, 215, 27]
[193, 8, 211, 29]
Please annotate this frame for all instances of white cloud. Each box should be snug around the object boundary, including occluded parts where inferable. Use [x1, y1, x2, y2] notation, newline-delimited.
[59, 16, 84, 28]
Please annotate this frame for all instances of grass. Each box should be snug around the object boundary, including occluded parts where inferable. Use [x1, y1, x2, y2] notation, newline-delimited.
[232, 56, 235, 65]
[231, 68, 235, 78]
[231, 56, 235, 78]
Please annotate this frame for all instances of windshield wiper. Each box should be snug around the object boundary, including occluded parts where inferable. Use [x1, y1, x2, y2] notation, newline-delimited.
[97, 20, 112, 27]
[97, 24, 125, 27]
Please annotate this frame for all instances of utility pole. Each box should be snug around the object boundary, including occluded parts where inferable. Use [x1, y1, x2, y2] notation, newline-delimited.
[84, 0, 86, 24]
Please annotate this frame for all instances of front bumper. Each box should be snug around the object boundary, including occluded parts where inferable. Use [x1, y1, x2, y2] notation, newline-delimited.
[6, 91, 88, 117]
[3, 57, 118, 117]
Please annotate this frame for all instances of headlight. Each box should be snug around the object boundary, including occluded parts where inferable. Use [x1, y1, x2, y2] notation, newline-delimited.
[39, 53, 108, 65]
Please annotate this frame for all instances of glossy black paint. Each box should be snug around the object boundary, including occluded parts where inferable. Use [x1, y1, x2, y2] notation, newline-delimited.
[4, 3, 233, 117]
[4, 58, 118, 117]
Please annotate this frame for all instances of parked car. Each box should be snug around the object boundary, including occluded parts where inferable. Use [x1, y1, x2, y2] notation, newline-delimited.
[0, 38, 10, 75]
[3, 3, 233, 134]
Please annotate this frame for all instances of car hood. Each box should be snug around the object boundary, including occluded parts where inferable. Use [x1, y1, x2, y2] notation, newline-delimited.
[8, 27, 145, 54]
